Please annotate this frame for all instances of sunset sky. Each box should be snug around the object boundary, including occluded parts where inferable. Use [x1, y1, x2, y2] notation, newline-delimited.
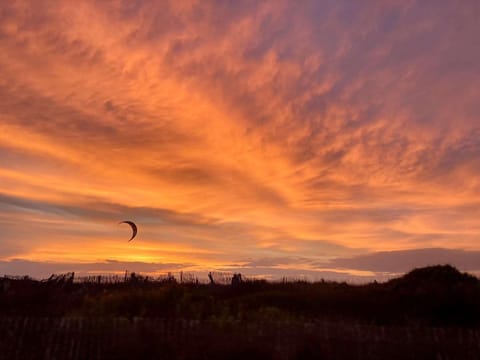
[1, 0, 479, 281]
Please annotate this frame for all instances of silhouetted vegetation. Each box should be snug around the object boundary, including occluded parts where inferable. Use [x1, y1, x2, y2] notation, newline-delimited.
[1, 265, 479, 359]
[1, 265, 479, 326]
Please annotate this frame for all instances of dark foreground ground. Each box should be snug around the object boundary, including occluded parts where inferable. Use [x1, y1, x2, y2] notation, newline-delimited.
[0, 265, 479, 359]
[1, 317, 479, 360]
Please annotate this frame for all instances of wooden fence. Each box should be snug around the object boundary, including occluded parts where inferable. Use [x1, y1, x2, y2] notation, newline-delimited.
[0, 317, 479, 360]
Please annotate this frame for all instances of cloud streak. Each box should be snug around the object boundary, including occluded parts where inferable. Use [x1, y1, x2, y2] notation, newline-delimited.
[326, 248, 480, 274]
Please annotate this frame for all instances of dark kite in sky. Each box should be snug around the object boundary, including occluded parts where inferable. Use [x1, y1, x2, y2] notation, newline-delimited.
[119, 221, 137, 242]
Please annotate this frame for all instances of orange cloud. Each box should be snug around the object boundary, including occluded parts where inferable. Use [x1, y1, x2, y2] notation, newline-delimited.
[0, 0, 479, 279]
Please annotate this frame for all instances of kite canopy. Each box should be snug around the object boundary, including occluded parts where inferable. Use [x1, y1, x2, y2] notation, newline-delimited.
[119, 221, 137, 242]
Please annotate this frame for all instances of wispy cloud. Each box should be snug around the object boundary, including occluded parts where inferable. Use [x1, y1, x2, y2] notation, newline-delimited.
[0, 1, 479, 278]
